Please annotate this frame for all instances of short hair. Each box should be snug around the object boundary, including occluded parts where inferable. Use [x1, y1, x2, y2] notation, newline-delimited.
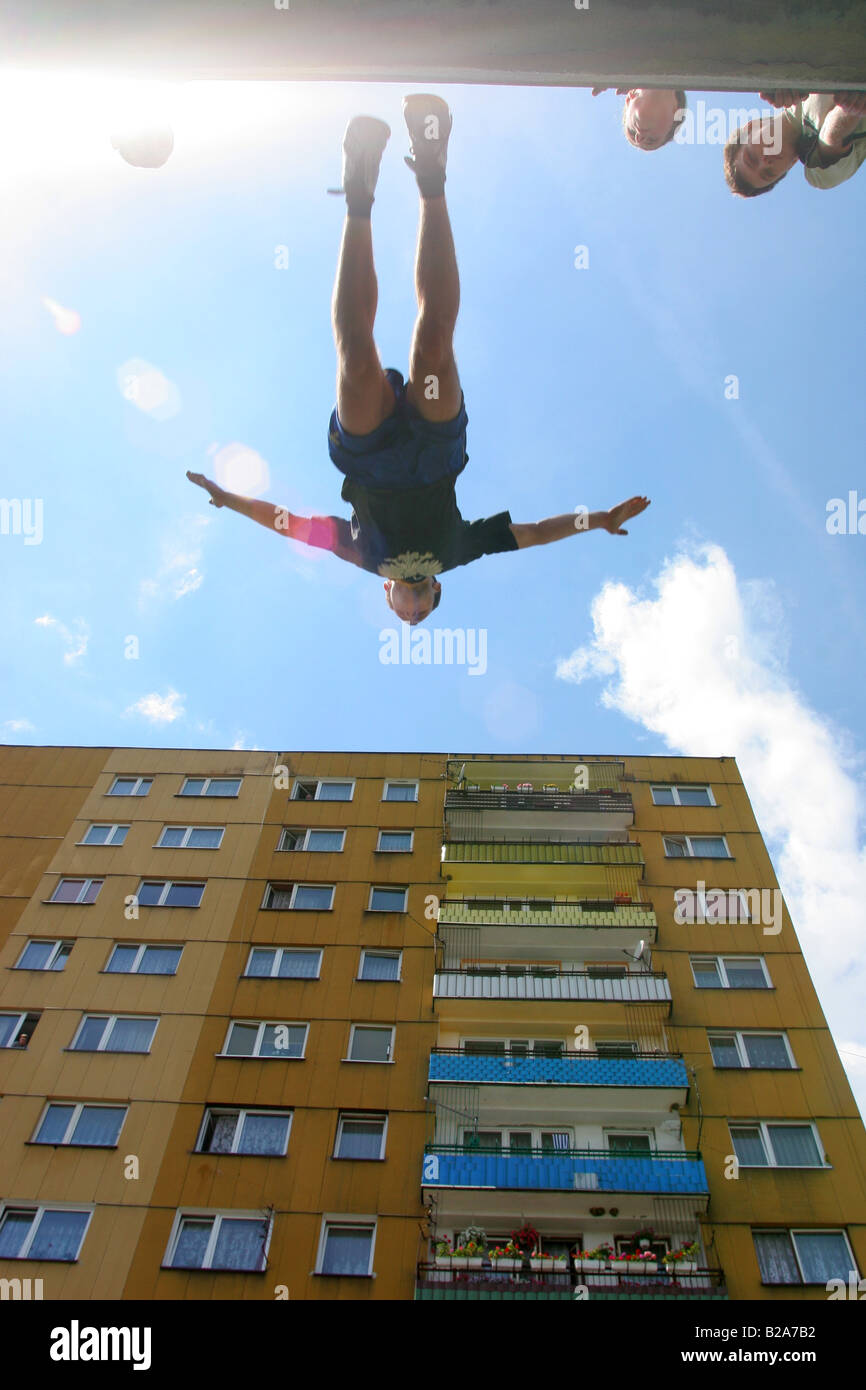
[723, 135, 781, 197]
[623, 90, 687, 149]
[431, 585, 441, 612]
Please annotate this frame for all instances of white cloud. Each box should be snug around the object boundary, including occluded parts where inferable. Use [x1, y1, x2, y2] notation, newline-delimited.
[3, 718, 35, 733]
[557, 542, 866, 1116]
[126, 689, 185, 723]
[139, 516, 209, 605]
[231, 732, 260, 751]
[34, 614, 88, 664]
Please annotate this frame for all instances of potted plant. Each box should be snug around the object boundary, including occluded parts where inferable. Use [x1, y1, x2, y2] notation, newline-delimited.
[576, 1242, 612, 1272]
[630, 1249, 658, 1274]
[433, 1236, 453, 1268]
[451, 1226, 486, 1269]
[488, 1241, 522, 1271]
[664, 1241, 699, 1274]
[529, 1249, 568, 1272]
[511, 1224, 539, 1258]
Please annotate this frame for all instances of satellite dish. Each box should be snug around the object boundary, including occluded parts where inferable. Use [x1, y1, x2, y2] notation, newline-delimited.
[458, 763, 466, 785]
[626, 939, 646, 961]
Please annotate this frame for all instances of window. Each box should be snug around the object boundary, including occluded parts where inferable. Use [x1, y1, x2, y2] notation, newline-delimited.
[376, 830, 413, 853]
[197, 1108, 292, 1156]
[14, 940, 73, 971]
[221, 1021, 308, 1059]
[262, 882, 335, 911]
[179, 777, 242, 797]
[70, 1015, 158, 1053]
[594, 1040, 637, 1059]
[156, 825, 224, 849]
[358, 950, 401, 982]
[675, 887, 751, 923]
[106, 944, 183, 975]
[108, 776, 151, 797]
[277, 828, 345, 852]
[651, 784, 715, 807]
[729, 1123, 823, 1168]
[463, 1039, 563, 1058]
[368, 886, 407, 912]
[0, 1206, 91, 1262]
[135, 880, 205, 908]
[690, 956, 771, 989]
[606, 1133, 653, 1154]
[244, 947, 322, 979]
[317, 1220, 376, 1276]
[291, 779, 354, 802]
[33, 1103, 127, 1147]
[664, 835, 730, 858]
[81, 823, 129, 846]
[347, 1025, 394, 1063]
[753, 1230, 858, 1285]
[334, 1113, 387, 1160]
[462, 1127, 570, 1151]
[383, 780, 418, 802]
[709, 1032, 793, 1069]
[165, 1212, 270, 1271]
[49, 878, 103, 905]
[0, 1012, 41, 1048]
[586, 963, 628, 979]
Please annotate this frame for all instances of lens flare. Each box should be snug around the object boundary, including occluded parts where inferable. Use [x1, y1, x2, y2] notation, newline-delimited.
[42, 297, 81, 335]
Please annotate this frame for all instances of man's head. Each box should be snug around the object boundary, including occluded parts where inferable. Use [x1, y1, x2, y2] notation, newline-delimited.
[724, 115, 796, 197]
[622, 89, 687, 150]
[384, 577, 441, 625]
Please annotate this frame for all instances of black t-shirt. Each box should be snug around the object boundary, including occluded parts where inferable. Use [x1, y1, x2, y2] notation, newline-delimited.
[307, 474, 519, 581]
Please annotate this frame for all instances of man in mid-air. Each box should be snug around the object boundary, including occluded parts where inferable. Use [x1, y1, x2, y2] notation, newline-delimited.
[189, 95, 649, 624]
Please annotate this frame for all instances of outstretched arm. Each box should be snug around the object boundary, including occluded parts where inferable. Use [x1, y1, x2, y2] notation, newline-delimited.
[813, 92, 866, 166]
[510, 496, 650, 549]
[186, 471, 365, 567]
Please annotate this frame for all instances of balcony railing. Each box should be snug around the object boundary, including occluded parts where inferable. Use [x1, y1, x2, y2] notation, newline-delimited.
[428, 1049, 688, 1089]
[434, 969, 671, 1004]
[422, 1146, 708, 1195]
[444, 789, 633, 816]
[437, 898, 656, 929]
[415, 1263, 727, 1301]
[442, 840, 643, 866]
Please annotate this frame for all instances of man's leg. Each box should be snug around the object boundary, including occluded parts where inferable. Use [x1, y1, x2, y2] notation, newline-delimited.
[403, 95, 462, 423]
[330, 116, 396, 436]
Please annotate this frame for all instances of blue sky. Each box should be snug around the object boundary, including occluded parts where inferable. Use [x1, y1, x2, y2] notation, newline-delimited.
[2, 75, 865, 1108]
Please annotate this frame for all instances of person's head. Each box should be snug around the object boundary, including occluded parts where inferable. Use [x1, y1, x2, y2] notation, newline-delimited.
[622, 89, 687, 150]
[110, 124, 175, 169]
[723, 115, 796, 197]
[384, 577, 441, 625]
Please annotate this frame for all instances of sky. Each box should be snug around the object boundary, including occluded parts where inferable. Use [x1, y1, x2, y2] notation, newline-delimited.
[1, 73, 865, 1113]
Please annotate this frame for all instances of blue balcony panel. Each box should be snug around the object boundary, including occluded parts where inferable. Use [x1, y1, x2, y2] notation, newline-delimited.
[428, 1052, 687, 1089]
[422, 1149, 708, 1196]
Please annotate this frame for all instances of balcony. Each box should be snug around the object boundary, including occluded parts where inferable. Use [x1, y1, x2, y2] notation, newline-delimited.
[443, 840, 643, 867]
[422, 1146, 708, 1197]
[433, 969, 671, 1008]
[437, 897, 656, 929]
[415, 1263, 728, 1301]
[428, 1048, 688, 1096]
[444, 788, 634, 838]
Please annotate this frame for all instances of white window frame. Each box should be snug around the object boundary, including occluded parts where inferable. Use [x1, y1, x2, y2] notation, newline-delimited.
[243, 947, 323, 979]
[179, 776, 242, 798]
[79, 823, 129, 846]
[107, 775, 151, 797]
[262, 882, 335, 911]
[690, 956, 772, 989]
[0, 1012, 41, 1048]
[664, 834, 731, 858]
[651, 784, 715, 807]
[134, 879, 205, 908]
[382, 779, 419, 803]
[675, 887, 751, 923]
[376, 829, 414, 853]
[155, 825, 225, 849]
[70, 1014, 158, 1054]
[14, 939, 73, 971]
[32, 1101, 128, 1147]
[48, 878, 103, 905]
[219, 1020, 309, 1060]
[358, 950, 402, 982]
[0, 1204, 93, 1262]
[290, 778, 355, 802]
[604, 1129, 656, 1152]
[346, 1024, 395, 1064]
[163, 1209, 273, 1272]
[196, 1107, 293, 1156]
[334, 1113, 388, 1161]
[460, 1126, 573, 1150]
[277, 827, 346, 852]
[708, 1030, 795, 1069]
[729, 1120, 826, 1168]
[367, 885, 408, 913]
[462, 1037, 565, 1057]
[315, 1216, 377, 1277]
[105, 943, 183, 975]
[753, 1228, 859, 1286]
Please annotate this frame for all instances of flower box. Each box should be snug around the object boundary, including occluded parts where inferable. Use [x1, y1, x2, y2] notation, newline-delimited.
[530, 1257, 566, 1272]
[489, 1258, 522, 1271]
[670, 1260, 697, 1274]
[450, 1257, 484, 1269]
[578, 1258, 607, 1272]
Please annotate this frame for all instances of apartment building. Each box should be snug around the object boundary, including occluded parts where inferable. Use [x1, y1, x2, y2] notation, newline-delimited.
[0, 746, 863, 1301]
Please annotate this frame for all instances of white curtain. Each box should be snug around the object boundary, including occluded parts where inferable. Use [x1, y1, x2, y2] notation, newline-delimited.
[754, 1232, 799, 1284]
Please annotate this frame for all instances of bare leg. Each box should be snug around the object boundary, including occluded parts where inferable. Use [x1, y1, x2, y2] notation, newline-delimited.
[331, 215, 395, 435]
[406, 194, 462, 422]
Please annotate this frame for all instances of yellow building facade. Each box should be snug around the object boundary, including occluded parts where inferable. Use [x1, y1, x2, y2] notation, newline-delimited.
[0, 746, 863, 1301]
